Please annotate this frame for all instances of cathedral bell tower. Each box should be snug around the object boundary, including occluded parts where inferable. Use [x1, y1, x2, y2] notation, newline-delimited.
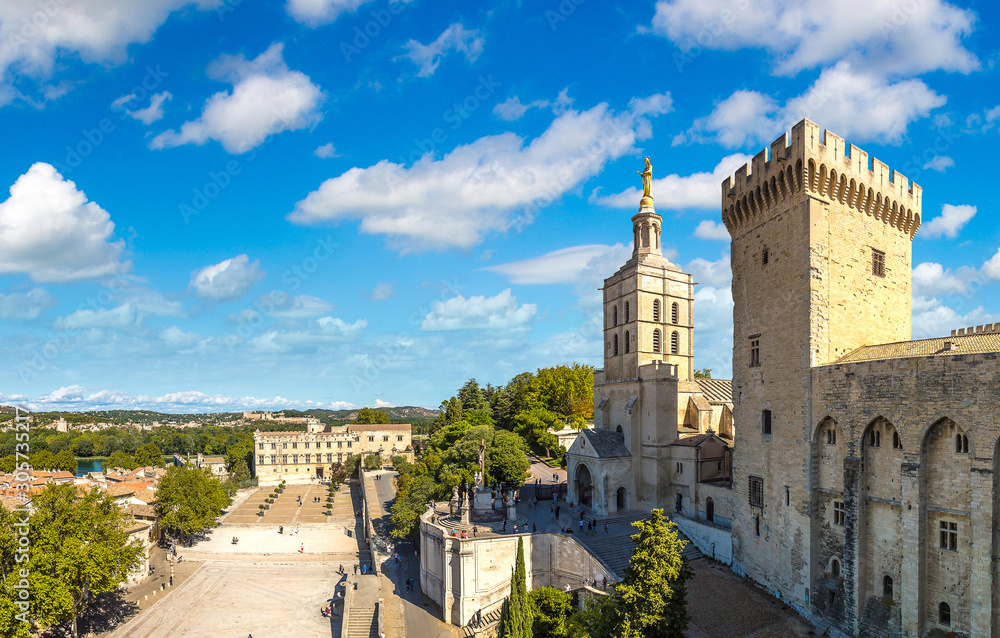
[601, 157, 695, 383]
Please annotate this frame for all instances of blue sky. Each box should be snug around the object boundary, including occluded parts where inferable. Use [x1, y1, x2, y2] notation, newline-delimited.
[0, 0, 998, 412]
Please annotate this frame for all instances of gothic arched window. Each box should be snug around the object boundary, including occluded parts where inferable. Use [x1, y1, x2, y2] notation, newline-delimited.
[671, 302, 679, 324]
[653, 330, 661, 353]
[624, 330, 630, 354]
[625, 302, 630, 323]
[652, 300, 660, 322]
[670, 331, 679, 354]
[613, 306, 618, 327]
[613, 334, 619, 356]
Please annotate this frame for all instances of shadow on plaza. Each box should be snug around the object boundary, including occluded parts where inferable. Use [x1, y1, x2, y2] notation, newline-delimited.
[39, 590, 139, 638]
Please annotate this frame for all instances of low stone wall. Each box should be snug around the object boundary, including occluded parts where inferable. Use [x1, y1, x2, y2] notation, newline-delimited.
[672, 514, 732, 564]
[420, 511, 617, 626]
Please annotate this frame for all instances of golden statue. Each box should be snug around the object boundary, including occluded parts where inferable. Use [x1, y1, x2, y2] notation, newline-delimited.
[638, 156, 653, 207]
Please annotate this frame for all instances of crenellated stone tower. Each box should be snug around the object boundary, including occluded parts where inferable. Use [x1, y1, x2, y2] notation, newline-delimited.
[724, 118, 921, 623]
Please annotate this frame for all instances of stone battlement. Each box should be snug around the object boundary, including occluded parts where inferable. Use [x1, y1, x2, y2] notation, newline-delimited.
[722, 119, 922, 239]
[951, 323, 1000, 336]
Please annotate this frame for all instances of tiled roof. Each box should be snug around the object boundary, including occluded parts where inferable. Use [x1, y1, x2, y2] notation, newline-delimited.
[579, 429, 631, 458]
[201, 457, 225, 464]
[133, 488, 156, 504]
[347, 423, 411, 432]
[835, 332, 1000, 364]
[672, 433, 715, 447]
[106, 484, 137, 497]
[693, 378, 733, 404]
[126, 504, 157, 518]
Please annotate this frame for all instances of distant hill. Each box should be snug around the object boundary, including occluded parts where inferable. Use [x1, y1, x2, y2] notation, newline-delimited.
[0, 406, 438, 425]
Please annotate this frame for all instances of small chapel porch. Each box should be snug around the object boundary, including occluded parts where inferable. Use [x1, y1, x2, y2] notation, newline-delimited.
[565, 428, 632, 517]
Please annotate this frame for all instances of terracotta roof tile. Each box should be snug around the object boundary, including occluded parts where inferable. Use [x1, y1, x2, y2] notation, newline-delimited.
[347, 423, 411, 432]
[835, 332, 1000, 364]
[693, 378, 733, 404]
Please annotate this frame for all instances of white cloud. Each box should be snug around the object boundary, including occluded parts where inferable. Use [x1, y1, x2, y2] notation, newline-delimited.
[912, 297, 997, 340]
[911, 262, 978, 297]
[190, 255, 265, 301]
[983, 248, 1000, 281]
[26, 385, 356, 412]
[289, 94, 672, 250]
[679, 63, 946, 148]
[0, 163, 128, 282]
[314, 143, 339, 158]
[484, 245, 625, 285]
[0, 2, 216, 106]
[686, 254, 732, 288]
[151, 43, 325, 154]
[0, 288, 56, 319]
[249, 316, 367, 353]
[285, 0, 376, 26]
[126, 91, 172, 124]
[923, 156, 955, 173]
[54, 303, 145, 331]
[401, 23, 485, 77]
[596, 153, 750, 210]
[494, 96, 549, 121]
[651, 0, 978, 76]
[693, 220, 731, 241]
[921, 204, 976, 239]
[420, 289, 536, 331]
[368, 282, 396, 301]
[692, 285, 734, 379]
[269, 294, 336, 318]
[373, 398, 394, 408]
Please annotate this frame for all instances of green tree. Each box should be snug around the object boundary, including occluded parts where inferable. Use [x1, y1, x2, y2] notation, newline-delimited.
[0, 505, 32, 638]
[0, 455, 14, 473]
[498, 536, 532, 638]
[457, 379, 491, 412]
[615, 509, 691, 638]
[343, 454, 360, 477]
[328, 462, 348, 488]
[693, 368, 712, 379]
[355, 407, 390, 424]
[154, 465, 231, 544]
[529, 587, 573, 638]
[104, 450, 137, 471]
[133, 442, 163, 467]
[488, 430, 531, 487]
[53, 449, 78, 473]
[29, 449, 56, 470]
[389, 473, 434, 539]
[24, 484, 143, 638]
[363, 454, 383, 470]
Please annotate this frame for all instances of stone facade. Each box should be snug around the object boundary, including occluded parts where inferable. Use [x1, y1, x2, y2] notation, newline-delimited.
[725, 118, 1000, 637]
[566, 197, 735, 518]
[418, 509, 617, 626]
[251, 422, 412, 484]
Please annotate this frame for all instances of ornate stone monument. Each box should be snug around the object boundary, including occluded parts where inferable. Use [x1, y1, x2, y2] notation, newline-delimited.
[473, 438, 494, 515]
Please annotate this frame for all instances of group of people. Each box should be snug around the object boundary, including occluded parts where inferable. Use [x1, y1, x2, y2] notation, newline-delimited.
[231, 536, 239, 545]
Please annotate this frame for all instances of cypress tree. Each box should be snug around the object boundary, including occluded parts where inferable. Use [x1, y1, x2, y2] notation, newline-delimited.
[498, 536, 533, 638]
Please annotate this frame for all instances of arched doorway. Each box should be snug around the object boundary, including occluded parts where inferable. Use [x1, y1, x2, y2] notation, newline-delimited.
[575, 464, 593, 508]
[616, 487, 627, 512]
[675, 492, 683, 513]
[706, 497, 714, 523]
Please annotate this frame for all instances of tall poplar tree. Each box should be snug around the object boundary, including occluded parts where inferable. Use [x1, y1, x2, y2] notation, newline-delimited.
[498, 536, 532, 638]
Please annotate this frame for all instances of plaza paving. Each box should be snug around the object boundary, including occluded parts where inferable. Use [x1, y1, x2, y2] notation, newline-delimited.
[105, 482, 366, 638]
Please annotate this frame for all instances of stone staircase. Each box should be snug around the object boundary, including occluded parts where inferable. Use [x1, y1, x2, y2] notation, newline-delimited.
[460, 606, 504, 637]
[346, 605, 378, 638]
[580, 527, 703, 578]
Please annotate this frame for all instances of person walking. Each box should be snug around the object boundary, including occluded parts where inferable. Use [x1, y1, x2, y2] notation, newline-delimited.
[473, 526, 478, 538]
[555, 505, 561, 519]
[300, 543, 304, 553]
[532, 523, 536, 533]
[354, 564, 358, 575]
[579, 519, 584, 533]
[604, 523, 609, 535]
